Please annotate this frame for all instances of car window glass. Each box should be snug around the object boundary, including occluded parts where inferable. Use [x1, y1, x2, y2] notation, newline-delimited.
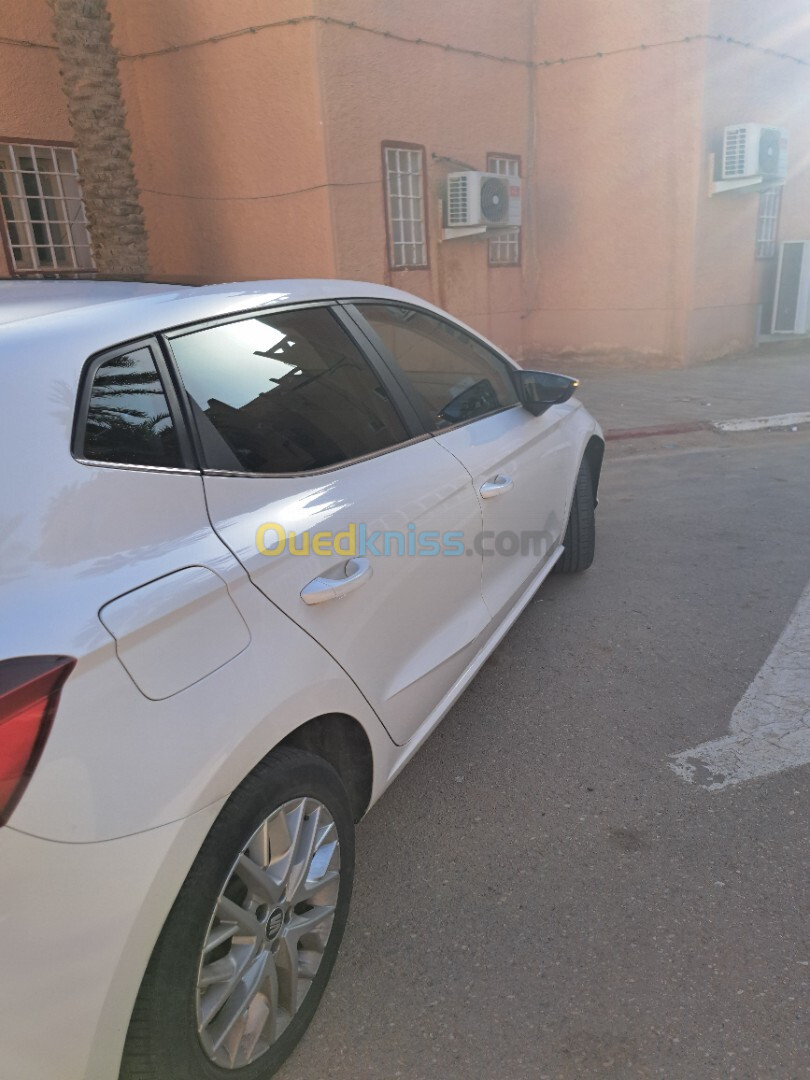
[83, 346, 182, 467]
[170, 307, 408, 474]
[356, 303, 519, 430]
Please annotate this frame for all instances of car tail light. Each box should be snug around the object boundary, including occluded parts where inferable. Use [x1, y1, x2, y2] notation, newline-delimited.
[0, 656, 76, 826]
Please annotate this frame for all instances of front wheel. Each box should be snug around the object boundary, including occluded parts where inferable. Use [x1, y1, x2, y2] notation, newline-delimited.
[554, 458, 596, 573]
[121, 748, 355, 1080]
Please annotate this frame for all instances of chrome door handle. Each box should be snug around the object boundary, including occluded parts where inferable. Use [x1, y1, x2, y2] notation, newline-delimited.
[300, 557, 373, 605]
[480, 474, 514, 499]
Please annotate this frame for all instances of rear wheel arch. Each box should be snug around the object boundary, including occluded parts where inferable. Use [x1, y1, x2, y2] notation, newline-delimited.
[583, 434, 605, 506]
[278, 713, 374, 823]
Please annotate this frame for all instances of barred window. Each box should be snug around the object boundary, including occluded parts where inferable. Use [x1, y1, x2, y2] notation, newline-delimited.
[756, 187, 782, 260]
[0, 143, 93, 274]
[487, 155, 521, 267]
[383, 143, 427, 270]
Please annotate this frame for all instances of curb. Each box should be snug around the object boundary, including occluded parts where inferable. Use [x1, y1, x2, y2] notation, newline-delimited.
[712, 412, 810, 432]
[604, 421, 709, 441]
[604, 413, 810, 441]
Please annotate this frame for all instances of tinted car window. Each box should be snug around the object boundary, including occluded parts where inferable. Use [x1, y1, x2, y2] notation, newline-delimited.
[83, 346, 182, 467]
[170, 307, 408, 474]
[356, 303, 519, 430]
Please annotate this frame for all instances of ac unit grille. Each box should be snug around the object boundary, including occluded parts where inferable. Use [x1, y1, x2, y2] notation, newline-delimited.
[724, 126, 747, 178]
[447, 174, 469, 226]
[480, 177, 509, 223]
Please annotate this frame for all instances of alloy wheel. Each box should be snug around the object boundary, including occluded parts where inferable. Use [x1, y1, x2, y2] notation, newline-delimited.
[195, 797, 341, 1069]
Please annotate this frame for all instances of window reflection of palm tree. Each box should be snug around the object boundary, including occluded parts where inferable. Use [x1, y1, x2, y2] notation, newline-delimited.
[85, 354, 174, 463]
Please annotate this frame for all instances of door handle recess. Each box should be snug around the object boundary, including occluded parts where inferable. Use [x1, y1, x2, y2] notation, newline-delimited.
[300, 557, 373, 605]
[479, 474, 514, 499]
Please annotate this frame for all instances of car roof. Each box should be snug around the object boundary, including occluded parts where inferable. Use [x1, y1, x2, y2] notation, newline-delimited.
[0, 278, 432, 332]
[0, 280, 194, 326]
[0, 278, 519, 380]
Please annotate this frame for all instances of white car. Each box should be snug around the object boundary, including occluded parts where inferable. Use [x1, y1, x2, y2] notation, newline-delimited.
[0, 279, 603, 1080]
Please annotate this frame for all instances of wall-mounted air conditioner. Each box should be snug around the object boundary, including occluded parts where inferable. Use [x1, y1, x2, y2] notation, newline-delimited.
[722, 124, 788, 181]
[772, 241, 810, 334]
[446, 171, 522, 229]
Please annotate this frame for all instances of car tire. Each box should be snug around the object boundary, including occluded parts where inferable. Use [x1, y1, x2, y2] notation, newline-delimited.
[120, 747, 355, 1080]
[554, 458, 596, 573]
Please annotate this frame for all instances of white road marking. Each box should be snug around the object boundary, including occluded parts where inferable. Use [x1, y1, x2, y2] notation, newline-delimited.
[713, 412, 810, 433]
[669, 579, 810, 790]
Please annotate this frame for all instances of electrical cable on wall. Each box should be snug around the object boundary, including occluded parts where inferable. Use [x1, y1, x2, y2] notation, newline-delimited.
[120, 19, 810, 69]
[138, 179, 379, 202]
[3, 15, 805, 204]
[2, 18, 809, 68]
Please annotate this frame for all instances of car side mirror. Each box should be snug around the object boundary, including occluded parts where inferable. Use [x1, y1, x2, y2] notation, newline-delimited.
[515, 370, 579, 417]
[438, 378, 499, 425]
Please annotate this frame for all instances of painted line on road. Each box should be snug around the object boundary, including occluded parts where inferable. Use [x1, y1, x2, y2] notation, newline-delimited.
[713, 411, 810, 433]
[669, 578, 810, 790]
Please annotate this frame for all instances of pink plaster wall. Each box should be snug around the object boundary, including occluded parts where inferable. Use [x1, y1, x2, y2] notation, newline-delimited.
[2, 1, 810, 364]
[0, 0, 72, 277]
[688, 0, 810, 359]
[109, 0, 337, 282]
[313, 0, 536, 356]
[526, 0, 710, 360]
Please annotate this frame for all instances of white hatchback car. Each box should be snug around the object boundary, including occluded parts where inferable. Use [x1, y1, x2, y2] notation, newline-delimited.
[0, 279, 603, 1080]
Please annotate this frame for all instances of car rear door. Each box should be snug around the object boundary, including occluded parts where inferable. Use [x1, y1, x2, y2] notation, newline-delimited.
[166, 303, 490, 746]
[348, 302, 579, 622]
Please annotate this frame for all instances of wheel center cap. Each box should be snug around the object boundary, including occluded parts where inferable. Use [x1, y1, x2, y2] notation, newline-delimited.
[265, 907, 285, 941]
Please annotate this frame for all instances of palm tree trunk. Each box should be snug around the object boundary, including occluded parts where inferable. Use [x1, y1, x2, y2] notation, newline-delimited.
[47, 0, 149, 276]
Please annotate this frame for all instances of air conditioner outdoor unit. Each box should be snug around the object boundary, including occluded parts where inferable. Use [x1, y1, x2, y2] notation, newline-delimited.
[722, 124, 788, 181]
[772, 241, 810, 334]
[446, 171, 522, 228]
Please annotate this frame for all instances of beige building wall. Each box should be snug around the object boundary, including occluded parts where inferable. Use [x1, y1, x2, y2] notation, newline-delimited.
[527, 0, 710, 360]
[109, 0, 338, 282]
[0, 0, 72, 278]
[2, 2, 809, 364]
[689, 0, 810, 359]
[314, 0, 536, 355]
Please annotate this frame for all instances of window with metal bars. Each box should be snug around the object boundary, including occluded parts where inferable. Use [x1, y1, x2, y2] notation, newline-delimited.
[383, 143, 428, 270]
[755, 187, 782, 260]
[0, 142, 94, 274]
[486, 155, 521, 267]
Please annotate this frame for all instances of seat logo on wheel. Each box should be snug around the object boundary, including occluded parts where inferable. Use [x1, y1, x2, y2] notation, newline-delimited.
[265, 907, 285, 941]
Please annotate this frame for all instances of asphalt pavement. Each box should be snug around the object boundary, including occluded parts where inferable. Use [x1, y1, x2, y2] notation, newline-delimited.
[283, 419, 810, 1080]
[566, 344, 810, 436]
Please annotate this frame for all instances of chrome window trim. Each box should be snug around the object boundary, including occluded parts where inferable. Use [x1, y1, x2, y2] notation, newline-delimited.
[71, 458, 200, 475]
[428, 401, 523, 435]
[193, 432, 435, 480]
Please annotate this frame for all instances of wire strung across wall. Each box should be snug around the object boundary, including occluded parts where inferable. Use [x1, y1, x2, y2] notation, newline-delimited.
[0, 35, 57, 50]
[3, 14, 806, 204]
[139, 179, 380, 202]
[2, 17, 809, 68]
[122, 18, 810, 69]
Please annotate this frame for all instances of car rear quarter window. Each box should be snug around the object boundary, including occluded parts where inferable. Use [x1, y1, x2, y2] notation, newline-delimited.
[81, 346, 183, 468]
[355, 303, 519, 430]
[169, 306, 409, 474]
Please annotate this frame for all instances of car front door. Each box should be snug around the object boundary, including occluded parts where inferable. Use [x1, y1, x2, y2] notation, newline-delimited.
[349, 302, 578, 622]
[166, 303, 490, 746]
